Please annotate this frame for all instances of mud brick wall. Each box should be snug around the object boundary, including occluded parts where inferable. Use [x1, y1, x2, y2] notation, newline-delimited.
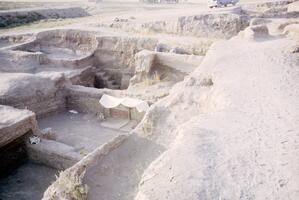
[0, 106, 38, 148]
[66, 85, 104, 115]
[1, 89, 66, 119]
[0, 106, 37, 176]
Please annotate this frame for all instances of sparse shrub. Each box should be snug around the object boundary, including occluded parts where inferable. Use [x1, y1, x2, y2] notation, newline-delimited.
[143, 71, 161, 86]
[142, 118, 153, 135]
[152, 71, 161, 82]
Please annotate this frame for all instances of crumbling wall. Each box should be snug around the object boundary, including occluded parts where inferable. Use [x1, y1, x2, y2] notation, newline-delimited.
[0, 33, 34, 49]
[176, 12, 249, 39]
[103, 11, 249, 39]
[130, 50, 203, 85]
[0, 105, 37, 176]
[241, 0, 298, 18]
[154, 36, 213, 56]
[0, 73, 66, 118]
[94, 36, 158, 88]
[35, 29, 98, 53]
[27, 139, 83, 170]
[42, 134, 128, 200]
[0, 50, 43, 73]
[11, 29, 98, 68]
[66, 66, 96, 87]
[66, 85, 105, 115]
[0, 105, 37, 148]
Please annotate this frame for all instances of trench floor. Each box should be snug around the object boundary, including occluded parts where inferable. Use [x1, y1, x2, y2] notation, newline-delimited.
[38, 111, 135, 153]
[0, 161, 57, 200]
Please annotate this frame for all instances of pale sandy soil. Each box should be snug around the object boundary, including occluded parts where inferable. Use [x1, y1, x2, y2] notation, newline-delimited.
[134, 32, 299, 200]
[0, 0, 259, 34]
[0, 2, 190, 34]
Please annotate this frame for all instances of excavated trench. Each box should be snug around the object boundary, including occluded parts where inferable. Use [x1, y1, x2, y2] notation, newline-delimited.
[0, 26, 211, 200]
[0, 30, 139, 89]
[0, 125, 59, 200]
[1, 1, 296, 199]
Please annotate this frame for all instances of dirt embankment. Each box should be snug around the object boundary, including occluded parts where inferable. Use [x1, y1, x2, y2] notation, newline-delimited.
[0, 7, 90, 28]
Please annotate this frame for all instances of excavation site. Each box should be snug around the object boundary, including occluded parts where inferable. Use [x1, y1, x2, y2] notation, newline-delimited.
[0, 0, 298, 200]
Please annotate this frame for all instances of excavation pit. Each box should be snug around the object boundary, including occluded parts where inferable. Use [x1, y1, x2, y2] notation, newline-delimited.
[0, 21, 208, 200]
[14, 30, 98, 60]
[1, 1, 297, 199]
[0, 105, 58, 200]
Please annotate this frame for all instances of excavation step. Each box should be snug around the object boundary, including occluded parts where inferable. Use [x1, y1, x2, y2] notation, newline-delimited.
[95, 70, 121, 89]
